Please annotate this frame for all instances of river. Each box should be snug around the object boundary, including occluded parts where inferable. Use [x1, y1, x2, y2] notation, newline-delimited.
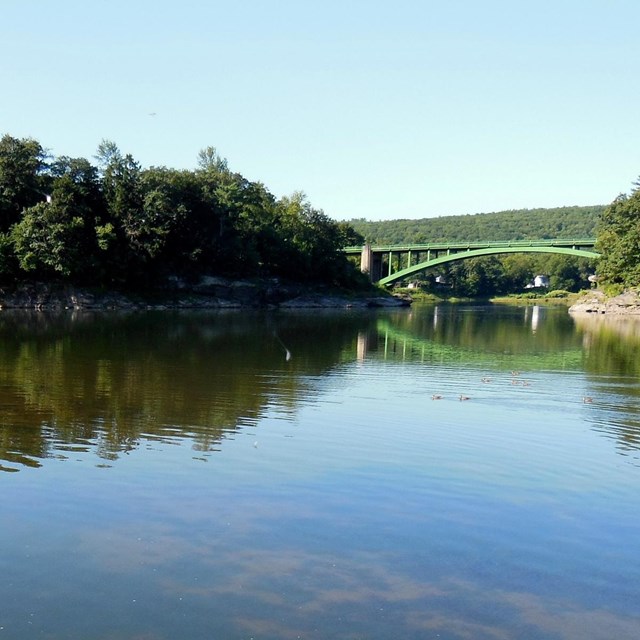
[1, 304, 639, 639]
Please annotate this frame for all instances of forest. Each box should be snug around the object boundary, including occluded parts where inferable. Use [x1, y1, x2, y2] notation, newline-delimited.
[347, 205, 603, 246]
[2, 132, 637, 298]
[347, 206, 603, 296]
[0, 134, 365, 290]
[595, 178, 640, 291]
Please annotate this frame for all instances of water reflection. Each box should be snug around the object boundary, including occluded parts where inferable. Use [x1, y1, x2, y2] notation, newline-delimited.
[0, 310, 376, 471]
[2, 305, 640, 473]
[574, 312, 640, 377]
[3, 306, 640, 640]
[357, 303, 584, 370]
[571, 313, 640, 455]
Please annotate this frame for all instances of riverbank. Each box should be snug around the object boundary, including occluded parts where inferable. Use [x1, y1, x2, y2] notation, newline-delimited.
[397, 287, 580, 306]
[568, 289, 640, 315]
[0, 279, 411, 311]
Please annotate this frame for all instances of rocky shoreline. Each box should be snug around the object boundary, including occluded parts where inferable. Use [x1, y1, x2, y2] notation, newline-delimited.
[0, 279, 411, 311]
[568, 289, 640, 315]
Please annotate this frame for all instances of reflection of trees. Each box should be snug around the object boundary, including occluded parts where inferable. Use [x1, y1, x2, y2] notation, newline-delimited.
[547, 313, 640, 458]
[572, 314, 640, 454]
[360, 306, 640, 458]
[6, 307, 639, 473]
[573, 314, 640, 378]
[0, 310, 375, 471]
[363, 305, 584, 370]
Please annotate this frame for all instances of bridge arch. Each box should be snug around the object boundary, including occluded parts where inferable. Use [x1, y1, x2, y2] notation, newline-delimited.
[378, 245, 600, 286]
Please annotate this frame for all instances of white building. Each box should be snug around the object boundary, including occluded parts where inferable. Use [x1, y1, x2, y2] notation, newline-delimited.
[525, 275, 550, 289]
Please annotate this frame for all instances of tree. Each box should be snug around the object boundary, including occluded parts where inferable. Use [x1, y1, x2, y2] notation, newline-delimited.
[0, 134, 369, 289]
[501, 254, 536, 291]
[543, 255, 591, 292]
[275, 193, 365, 285]
[94, 139, 122, 174]
[10, 156, 106, 279]
[596, 182, 640, 288]
[197, 146, 229, 174]
[347, 206, 602, 245]
[97, 145, 147, 281]
[443, 256, 505, 297]
[138, 167, 195, 272]
[12, 202, 89, 278]
[0, 134, 49, 231]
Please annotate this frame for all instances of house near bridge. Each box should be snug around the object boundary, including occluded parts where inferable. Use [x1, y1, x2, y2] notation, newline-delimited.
[525, 275, 550, 289]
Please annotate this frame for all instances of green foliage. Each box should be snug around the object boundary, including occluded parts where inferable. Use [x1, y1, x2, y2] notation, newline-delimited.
[0, 133, 363, 289]
[12, 202, 87, 277]
[0, 231, 19, 280]
[509, 292, 542, 300]
[443, 256, 505, 297]
[415, 253, 594, 298]
[596, 182, 640, 287]
[0, 134, 49, 231]
[275, 192, 350, 283]
[348, 206, 602, 245]
[11, 156, 107, 279]
[349, 207, 600, 296]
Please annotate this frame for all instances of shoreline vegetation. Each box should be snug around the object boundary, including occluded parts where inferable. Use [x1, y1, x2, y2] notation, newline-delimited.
[0, 134, 369, 295]
[1, 134, 638, 308]
[395, 287, 640, 316]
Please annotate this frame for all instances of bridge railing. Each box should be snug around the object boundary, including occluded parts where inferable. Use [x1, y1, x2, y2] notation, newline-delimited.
[344, 238, 597, 254]
[343, 239, 598, 284]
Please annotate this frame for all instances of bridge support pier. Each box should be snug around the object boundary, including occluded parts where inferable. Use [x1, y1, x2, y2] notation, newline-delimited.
[361, 244, 373, 280]
[345, 239, 598, 286]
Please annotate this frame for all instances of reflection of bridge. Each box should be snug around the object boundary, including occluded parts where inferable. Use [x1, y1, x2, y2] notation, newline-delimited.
[358, 318, 584, 370]
[344, 239, 599, 285]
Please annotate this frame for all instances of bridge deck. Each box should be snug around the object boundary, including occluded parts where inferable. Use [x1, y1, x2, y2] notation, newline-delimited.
[343, 239, 598, 285]
[344, 238, 596, 254]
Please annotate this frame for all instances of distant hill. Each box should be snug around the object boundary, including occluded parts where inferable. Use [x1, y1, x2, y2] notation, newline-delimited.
[346, 205, 604, 245]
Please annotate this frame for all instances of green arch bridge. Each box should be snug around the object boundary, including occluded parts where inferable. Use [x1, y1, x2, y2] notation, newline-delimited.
[344, 239, 599, 285]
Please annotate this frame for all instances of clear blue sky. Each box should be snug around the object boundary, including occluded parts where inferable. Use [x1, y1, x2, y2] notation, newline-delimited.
[2, 1, 639, 221]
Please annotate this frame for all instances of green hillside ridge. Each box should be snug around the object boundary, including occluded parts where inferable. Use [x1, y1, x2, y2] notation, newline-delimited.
[347, 205, 604, 245]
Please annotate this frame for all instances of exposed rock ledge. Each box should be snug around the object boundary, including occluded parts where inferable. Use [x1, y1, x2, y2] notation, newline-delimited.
[569, 290, 640, 315]
[0, 280, 411, 311]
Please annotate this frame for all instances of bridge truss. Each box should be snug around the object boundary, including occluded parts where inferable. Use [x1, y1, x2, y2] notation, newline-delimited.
[344, 239, 599, 285]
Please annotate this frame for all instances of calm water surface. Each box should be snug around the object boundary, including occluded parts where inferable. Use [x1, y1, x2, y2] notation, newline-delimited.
[1, 304, 639, 639]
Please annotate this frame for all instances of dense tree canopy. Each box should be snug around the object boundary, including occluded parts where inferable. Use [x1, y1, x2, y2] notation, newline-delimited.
[0, 135, 49, 231]
[408, 253, 595, 297]
[7, 131, 634, 297]
[595, 180, 640, 288]
[348, 206, 601, 295]
[347, 205, 602, 246]
[0, 134, 364, 289]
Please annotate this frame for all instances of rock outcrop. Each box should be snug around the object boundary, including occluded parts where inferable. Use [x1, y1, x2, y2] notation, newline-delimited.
[0, 280, 411, 311]
[569, 290, 640, 315]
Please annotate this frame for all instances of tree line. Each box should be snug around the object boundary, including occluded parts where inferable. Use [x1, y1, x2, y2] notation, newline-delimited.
[348, 206, 603, 295]
[0, 134, 365, 289]
[346, 205, 603, 246]
[2, 131, 637, 296]
[418, 253, 595, 297]
[348, 183, 640, 294]
[595, 178, 640, 291]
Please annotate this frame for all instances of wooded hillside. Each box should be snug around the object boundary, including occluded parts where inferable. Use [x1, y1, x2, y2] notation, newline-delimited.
[347, 205, 603, 245]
